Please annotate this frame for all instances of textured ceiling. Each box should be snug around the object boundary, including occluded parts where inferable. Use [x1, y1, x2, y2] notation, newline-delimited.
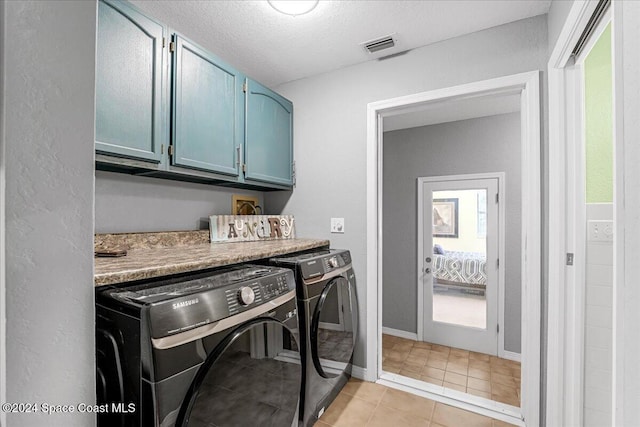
[132, 0, 551, 88]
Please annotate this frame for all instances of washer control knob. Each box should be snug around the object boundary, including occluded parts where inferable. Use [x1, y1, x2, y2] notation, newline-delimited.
[328, 256, 339, 268]
[237, 286, 255, 306]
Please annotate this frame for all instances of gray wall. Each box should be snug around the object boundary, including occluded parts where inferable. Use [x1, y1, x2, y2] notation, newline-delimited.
[547, 0, 574, 55]
[3, 1, 97, 426]
[382, 113, 522, 353]
[0, 0, 6, 422]
[95, 171, 264, 233]
[266, 15, 548, 370]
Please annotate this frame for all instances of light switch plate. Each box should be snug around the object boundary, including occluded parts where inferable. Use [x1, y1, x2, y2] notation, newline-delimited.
[331, 218, 345, 233]
[588, 220, 614, 242]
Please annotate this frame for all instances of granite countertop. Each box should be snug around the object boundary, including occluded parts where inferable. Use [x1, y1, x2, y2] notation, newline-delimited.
[94, 231, 329, 286]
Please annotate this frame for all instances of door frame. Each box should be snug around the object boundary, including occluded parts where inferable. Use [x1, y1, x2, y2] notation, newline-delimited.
[416, 173, 507, 358]
[547, 1, 640, 426]
[366, 71, 540, 425]
[546, 2, 611, 426]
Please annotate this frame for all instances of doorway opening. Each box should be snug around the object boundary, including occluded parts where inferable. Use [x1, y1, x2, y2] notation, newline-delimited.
[366, 71, 540, 426]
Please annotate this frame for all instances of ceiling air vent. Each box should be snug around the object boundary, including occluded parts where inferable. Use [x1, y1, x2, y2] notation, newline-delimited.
[362, 35, 396, 54]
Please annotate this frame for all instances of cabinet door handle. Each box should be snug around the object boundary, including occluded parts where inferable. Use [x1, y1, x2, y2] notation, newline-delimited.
[236, 146, 241, 167]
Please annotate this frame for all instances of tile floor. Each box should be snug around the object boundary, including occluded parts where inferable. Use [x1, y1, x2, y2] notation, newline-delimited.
[315, 378, 516, 426]
[381, 334, 521, 407]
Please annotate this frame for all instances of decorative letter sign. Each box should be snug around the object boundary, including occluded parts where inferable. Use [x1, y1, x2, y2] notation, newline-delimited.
[210, 215, 295, 243]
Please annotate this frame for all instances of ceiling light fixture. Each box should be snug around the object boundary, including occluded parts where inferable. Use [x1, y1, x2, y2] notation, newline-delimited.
[268, 0, 319, 16]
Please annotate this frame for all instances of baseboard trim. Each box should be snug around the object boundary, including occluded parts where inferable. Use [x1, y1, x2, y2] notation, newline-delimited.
[500, 350, 521, 362]
[382, 327, 418, 341]
[351, 365, 367, 380]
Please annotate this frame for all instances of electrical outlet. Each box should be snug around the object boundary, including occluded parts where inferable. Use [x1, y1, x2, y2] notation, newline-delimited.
[330, 218, 345, 233]
[588, 220, 614, 242]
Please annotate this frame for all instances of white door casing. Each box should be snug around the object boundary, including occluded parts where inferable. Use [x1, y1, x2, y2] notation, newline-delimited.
[366, 71, 540, 426]
[546, 2, 619, 426]
[548, 3, 640, 425]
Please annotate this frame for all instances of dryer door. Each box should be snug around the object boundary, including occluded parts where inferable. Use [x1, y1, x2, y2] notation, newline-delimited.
[310, 273, 358, 378]
[177, 318, 301, 427]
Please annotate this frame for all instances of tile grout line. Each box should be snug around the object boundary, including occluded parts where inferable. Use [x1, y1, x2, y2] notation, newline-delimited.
[364, 388, 386, 426]
[428, 396, 437, 425]
[383, 335, 522, 408]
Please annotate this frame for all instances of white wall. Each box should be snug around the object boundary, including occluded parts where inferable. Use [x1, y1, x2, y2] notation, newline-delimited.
[95, 171, 265, 233]
[614, 2, 640, 425]
[382, 113, 522, 353]
[266, 15, 548, 369]
[584, 204, 613, 427]
[3, 2, 97, 426]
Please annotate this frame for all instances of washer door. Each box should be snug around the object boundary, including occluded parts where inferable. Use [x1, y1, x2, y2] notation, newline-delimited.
[310, 275, 358, 378]
[177, 318, 301, 427]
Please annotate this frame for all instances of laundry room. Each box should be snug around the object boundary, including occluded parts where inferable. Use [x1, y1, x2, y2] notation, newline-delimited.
[3, 1, 640, 427]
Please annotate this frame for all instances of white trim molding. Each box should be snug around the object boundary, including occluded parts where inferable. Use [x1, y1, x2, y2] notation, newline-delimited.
[612, 2, 640, 426]
[378, 373, 524, 426]
[546, 2, 613, 426]
[501, 351, 521, 363]
[351, 365, 367, 381]
[381, 327, 418, 341]
[367, 71, 541, 425]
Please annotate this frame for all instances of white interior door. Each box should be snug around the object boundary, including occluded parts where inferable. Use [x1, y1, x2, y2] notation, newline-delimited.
[420, 177, 499, 355]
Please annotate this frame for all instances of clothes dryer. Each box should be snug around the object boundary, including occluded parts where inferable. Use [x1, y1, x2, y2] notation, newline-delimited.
[270, 250, 358, 427]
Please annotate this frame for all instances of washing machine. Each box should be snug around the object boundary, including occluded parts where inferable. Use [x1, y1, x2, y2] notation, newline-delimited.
[95, 264, 301, 427]
[270, 249, 358, 427]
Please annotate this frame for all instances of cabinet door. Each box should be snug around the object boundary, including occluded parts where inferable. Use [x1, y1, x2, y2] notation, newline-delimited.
[245, 80, 294, 187]
[171, 35, 242, 176]
[95, 0, 164, 163]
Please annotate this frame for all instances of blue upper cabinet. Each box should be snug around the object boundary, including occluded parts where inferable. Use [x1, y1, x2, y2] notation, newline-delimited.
[95, 0, 164, 163]
[244, 79, 294, 187]
[95, 1, 294, 189]
[171, 35, 242, 176]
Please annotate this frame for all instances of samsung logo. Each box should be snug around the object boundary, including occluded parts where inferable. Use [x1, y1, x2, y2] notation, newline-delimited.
[172, 298, 199, 310]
